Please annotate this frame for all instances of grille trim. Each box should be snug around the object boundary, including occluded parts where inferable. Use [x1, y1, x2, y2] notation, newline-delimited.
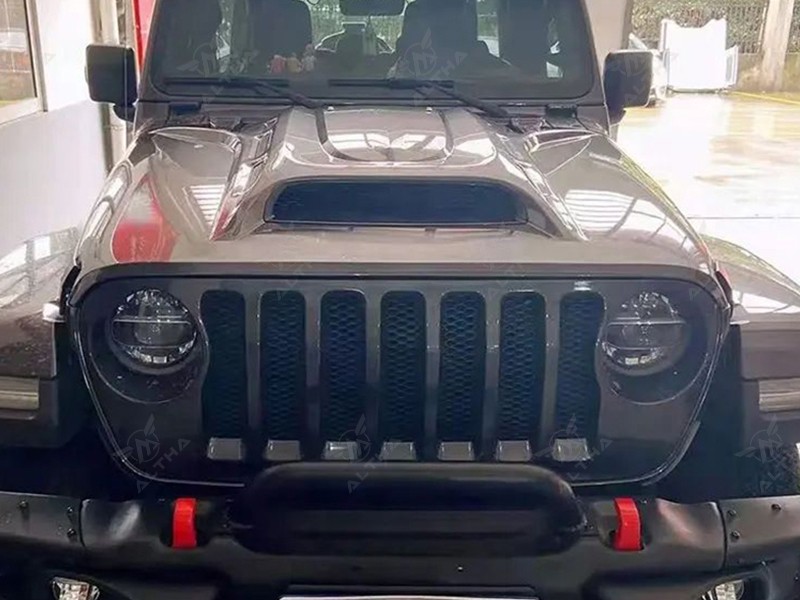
[482, 292, 502, 459]
[423, 293, 442, 461]
[304, 291, 323, 456]
[86, 276, 724, 486]
[540, 293, 561, 448]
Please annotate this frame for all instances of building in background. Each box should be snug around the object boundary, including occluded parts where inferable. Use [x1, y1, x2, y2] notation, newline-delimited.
[0, 0, 37, 123]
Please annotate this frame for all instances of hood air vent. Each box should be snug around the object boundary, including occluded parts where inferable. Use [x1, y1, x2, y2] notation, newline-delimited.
[267, 181, 532, 227]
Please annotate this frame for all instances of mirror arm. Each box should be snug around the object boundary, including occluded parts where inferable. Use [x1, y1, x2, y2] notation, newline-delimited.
[113, 104, 136, 123]
[608, 107, 625, 125]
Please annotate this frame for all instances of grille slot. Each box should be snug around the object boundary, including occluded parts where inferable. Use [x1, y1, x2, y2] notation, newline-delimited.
[201, 290, 247, 438]
[438, 292, 486, 444]
[261, 291, 306, 440]
[555, 292, 604, 440]
[380, 292, 426, 444]
[320, 291, 367, 443]
[498, 293, 546, 442]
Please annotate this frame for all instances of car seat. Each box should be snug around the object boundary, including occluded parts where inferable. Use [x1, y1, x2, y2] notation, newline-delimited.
[392, 0, 508, 79]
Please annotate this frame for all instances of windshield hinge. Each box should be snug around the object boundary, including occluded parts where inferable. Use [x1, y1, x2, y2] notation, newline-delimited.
[544, 104, 581, 127]
[169, 101, 203, 117]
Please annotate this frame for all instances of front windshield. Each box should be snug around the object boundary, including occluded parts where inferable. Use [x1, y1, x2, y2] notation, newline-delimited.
[149, 0, 595, 101]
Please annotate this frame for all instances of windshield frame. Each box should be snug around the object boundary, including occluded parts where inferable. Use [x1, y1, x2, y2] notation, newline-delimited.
[141, 0, 602, 107]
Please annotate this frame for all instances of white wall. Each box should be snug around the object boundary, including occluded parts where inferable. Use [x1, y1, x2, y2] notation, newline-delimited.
[0, 0, 106, 256]
[585, 0, 631, 66]
[0, 102, 107, 256]
[34, 0, 96, 110]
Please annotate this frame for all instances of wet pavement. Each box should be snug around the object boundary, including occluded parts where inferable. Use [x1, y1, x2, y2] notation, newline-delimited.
[617, 93, 800, 283]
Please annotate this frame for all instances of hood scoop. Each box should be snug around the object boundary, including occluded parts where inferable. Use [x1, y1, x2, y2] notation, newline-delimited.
[269, 181, 529, 226]
[322, 108, 450, 162]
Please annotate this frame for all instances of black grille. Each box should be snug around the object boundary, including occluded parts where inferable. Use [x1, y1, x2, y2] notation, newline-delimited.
[201, 290, 247, 438]
[438, 293, 486, 443]
[380, 292, 426, 443]
[555, 292, 604, 440]
[498, 293, 546, 441]
[320, 291, 367, 441]
[261, 292, 305, 440]
[199, 285, 605, 460]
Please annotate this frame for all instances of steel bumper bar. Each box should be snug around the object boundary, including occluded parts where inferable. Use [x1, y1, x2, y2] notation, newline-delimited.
[1, 490, 800, 599]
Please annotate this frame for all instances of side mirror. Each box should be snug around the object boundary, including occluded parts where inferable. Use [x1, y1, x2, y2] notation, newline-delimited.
[86, 44, 138, 122]
[603, 50, 653, 125]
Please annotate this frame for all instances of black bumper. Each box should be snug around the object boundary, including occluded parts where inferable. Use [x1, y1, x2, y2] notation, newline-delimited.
[4, 464, 800, 600]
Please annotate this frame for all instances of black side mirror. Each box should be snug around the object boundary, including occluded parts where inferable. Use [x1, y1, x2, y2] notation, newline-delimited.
[603, 50, 653, 125]
[86, 44, 138, 122]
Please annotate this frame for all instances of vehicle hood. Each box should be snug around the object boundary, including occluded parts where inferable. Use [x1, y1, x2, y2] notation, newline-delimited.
[77, 107, 714, 278]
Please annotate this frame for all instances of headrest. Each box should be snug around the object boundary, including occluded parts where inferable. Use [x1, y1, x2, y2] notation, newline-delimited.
[248, 0, 313, 60]
[399, 0, 477, 52]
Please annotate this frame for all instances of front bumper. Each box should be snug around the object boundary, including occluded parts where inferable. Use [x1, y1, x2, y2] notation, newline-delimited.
[4, 464, 800, 600]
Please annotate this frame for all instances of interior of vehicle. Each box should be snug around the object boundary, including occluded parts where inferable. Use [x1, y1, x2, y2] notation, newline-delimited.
[156, 0, 581, 85]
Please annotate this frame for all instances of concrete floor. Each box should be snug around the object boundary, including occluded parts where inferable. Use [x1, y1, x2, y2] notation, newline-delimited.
[618, 93, 800, 284]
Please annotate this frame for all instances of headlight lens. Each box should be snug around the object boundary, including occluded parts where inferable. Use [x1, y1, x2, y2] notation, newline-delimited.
[110, 289, 197, 368]
[602, 291, 689, 376]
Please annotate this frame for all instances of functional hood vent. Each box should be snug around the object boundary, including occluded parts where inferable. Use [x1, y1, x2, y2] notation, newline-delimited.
[267, 181, 530, 227]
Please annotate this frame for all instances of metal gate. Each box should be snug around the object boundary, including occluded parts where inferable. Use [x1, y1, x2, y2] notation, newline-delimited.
[631, 0, 768, 54]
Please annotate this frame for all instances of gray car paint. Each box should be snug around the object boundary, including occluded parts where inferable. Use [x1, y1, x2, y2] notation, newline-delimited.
[77, 107, 715, 280]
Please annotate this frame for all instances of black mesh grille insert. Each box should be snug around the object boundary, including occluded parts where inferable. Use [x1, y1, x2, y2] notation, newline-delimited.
[201, 290, 247, 438]
[261, 291, 305, 440]
[555, 292, 604, 440]
[438, 292, 486, 442]
[380, 292, 426, 443]
[498, 293, 546, 440]
[320, 291, 366, 441]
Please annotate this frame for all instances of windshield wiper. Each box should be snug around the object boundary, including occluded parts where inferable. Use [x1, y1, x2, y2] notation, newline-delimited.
[163, 76, 322, 109]
[329, 78, 525, 133]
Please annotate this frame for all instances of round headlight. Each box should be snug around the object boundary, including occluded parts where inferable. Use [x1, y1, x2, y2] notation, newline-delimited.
[110, 289, 197, 369]
[601, 291, 689, 376]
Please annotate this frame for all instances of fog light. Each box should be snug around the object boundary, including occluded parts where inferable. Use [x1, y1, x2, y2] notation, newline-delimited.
[51, 577, 100, 600]
[704, 580, 744, 600]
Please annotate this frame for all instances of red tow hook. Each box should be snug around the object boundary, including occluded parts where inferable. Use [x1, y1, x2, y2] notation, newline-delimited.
[172, 497, 198, 549]
[612, 497, 642, 551]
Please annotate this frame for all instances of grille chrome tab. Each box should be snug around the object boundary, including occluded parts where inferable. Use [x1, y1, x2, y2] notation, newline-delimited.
[206, 437, 245, 462]
[438, 441, 476, 462]
[324, 440, 361, 461]
[379, 441, 418, 461]
[495, 440, 533, 463]
[264, 440, 302, 462]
